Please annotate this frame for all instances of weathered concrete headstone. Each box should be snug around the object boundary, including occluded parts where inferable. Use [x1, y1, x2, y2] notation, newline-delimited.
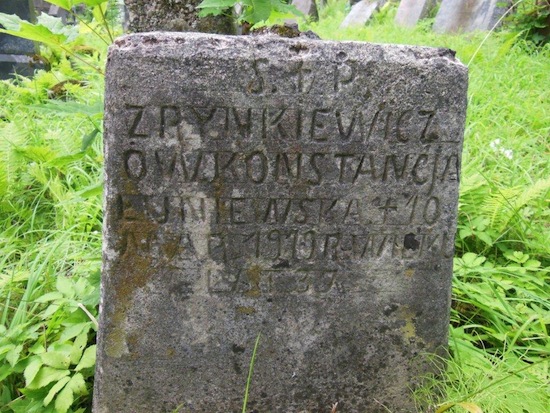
[0, 0, 36, 79]
[123, 0, 235, 34]
[95, 32, 467, 413]
[433, 0, 511, 33]
[340, 0, 384, 29]
[395, 0, 436, 28]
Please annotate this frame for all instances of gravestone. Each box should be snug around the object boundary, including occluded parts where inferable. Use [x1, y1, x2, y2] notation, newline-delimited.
[395, 0, 436, 28]
[433, 0, 511, 33]
[291, 0, 319, 22]
[0, 0, 36, 79]
[94, 32, 467, 413]
[340, 0, 384, 29]
[123, 0, 234, 34]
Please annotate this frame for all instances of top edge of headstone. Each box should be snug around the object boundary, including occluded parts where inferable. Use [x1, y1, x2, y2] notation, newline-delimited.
[108, 32, 466, 70]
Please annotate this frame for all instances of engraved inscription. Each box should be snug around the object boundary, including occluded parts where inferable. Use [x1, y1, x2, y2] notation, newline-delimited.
[121, 149, 460, 189]
[122, 104, 461, 145]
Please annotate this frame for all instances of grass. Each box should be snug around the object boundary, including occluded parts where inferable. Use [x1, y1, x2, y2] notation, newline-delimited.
[0, 1, 548, 412]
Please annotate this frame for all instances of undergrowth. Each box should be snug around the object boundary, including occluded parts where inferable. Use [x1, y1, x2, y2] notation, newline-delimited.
[0, 1, 548, 412]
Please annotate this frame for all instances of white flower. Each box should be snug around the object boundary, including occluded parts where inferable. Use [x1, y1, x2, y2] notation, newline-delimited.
[502, 149, 513, 160]
[489, 138, 501, 150]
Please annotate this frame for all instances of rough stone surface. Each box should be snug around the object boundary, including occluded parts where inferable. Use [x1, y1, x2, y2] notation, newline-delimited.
[95, 32, 468, 413]
[340, 0, 383, 28]
[433, 0, 512, 33]
[123, 0, 235, 34]
[395, 0, 436, 27]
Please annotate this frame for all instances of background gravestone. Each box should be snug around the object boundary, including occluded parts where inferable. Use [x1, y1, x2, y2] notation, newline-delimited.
[0, 0, 36, 79]
[291, 0, 319, 22]
[433, 0, 512, 33]
[340, 0, 385, 28]
[94, 32, 467, 413]
[395, 0, 436, 28]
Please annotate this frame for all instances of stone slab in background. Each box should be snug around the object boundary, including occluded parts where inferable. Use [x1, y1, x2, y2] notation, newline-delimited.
[395, 0, 436, 27]
[34, 0, 70, 23]
[291, 0, 319, 22]
[0, 0, 36, 55]
[0, 0, 37, 79]
[433, 0, 511, 33]
[340, 0, 383, 28]
[94, 32, 467, 413]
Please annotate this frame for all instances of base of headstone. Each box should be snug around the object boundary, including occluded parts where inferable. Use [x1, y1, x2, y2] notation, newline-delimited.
[0, 54, 35, 79]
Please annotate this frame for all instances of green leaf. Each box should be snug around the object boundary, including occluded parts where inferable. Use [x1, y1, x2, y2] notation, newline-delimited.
[0, 13, 22, 30]
[10, 397, 53, 413]
[476, 231, 493, 246]
[29, 100, 104, 117]
[56, 276, 75, 299]
[81, 128, 99, 151]
[55, 383, 74, 413]
[40, 351, 71, 369]
[75, 345, 96, 371]
[92, 3, 108, 25]
[67, 372, 88, 396]
[42, 0, 72, 10]
[0, 364, 12, 382]
[81, 0, 110, 7]
[0, 343, 15, 357]
[270, 0, 302, 17]
[6, 344, 23, 367]
[46, 0, 109, 10]
[44, 376, 70, 406]
[436, 401, 483, 413]
[70, 332, 89, 365]
[60, 322, 89, 343]
[76, 182, 103, 199]
[24, 357, 43, 386]
[198, 7, 227, 17]
[36, 13, 78, 42]
[197, 0, 236, 9]
[34, 292, 64, 303]
[524, 259, 541, 268]
[0, 15, 67, 48]
[48, 153, 86, 168]
[27, 366, 70, 390]
[242, 0, 272, 24]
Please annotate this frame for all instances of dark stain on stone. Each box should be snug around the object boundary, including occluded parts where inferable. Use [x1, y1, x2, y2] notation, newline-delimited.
[236, 306, 256, 315]
[378, 324, 390, 333]
[244, 265, 262, 298]
[172, 281, 193, 300]
[404, 233, 420, 250]
[272, 259, 290, 269]
[383, 303, 398, 316]
[289, 43, 308, 54]
[232, 344, 245, 354]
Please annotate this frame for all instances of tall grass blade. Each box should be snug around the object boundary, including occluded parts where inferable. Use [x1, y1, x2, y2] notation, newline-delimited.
[242, 333, 261, 413]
